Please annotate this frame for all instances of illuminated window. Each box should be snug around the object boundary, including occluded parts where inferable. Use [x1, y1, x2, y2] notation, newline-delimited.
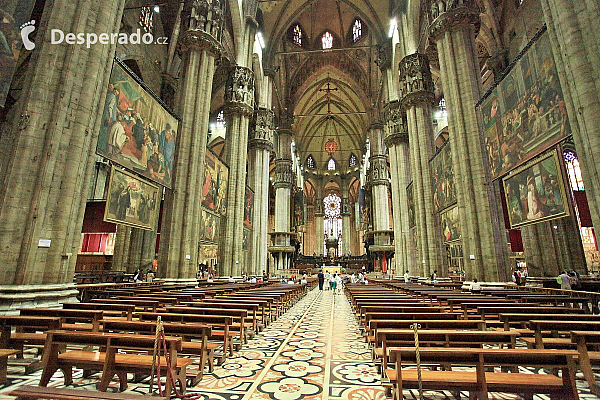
[328, 158, 336, 170]
[307, 155, 315, 169]
[352, 19, 362, 42]
[349, 153, 357, 167]
[564, 151, 585, 191]
[139, 6, 154, 33]
[323, 194, 343, 256]
[322, 32, 333, 49]
[216, 110, 226, 128]
[438, 98, 447, 117]
[293, 24, 302, 46]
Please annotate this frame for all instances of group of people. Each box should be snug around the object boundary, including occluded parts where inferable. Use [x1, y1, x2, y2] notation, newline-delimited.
[133, 267, 155, 282]
[557, 270, 582, 290]
[317, 270, 346, 293]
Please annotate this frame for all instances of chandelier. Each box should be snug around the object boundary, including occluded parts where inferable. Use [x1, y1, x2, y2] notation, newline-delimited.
[325, 139, 337, 155]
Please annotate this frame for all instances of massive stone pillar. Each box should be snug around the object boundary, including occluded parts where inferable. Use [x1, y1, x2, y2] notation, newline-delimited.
[268, 123, 295, 272]
[112, 227, 132, 272]
[399, 53, 442, 278]
[429, 0, 507, 281]
[384, 101, 414, 276]
[248, 108, 274, 276]
[220, 66, 255, 277]
[341, 178, 352, 256]
[368, 123, 394, 273]
[158, 0, 224, 280]
[315, 200, 324, 256]
[0, 0, 125, 308]
[539, 0, 600, 233]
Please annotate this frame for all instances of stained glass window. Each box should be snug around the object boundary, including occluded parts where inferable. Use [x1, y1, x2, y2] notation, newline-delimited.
[352, 19, 362, 42]
[293, 24, 302, 46]
[307, 155, 315, 169]
[139, 6, 154, 33]
[564, 151, 584, 191]
[328, 158, 336, 170]
[349, 153, 357, 167]
[216, 110, 226, 128]
[323, 194, 343, 256]
[322, 32, 333, 50]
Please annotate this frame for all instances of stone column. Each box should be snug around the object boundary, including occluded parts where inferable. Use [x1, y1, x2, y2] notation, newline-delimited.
[315, 199, 324, 256]
[383, 101, 414, 276]
[220, 66, 255, 277]
[539, 0, 600, 232]
[0, 0, 125, 305]
[341, 178, 351, 255]
[368, 123, 391, 235]
[112, 226, 131, 271]
[269, 151, 294, 271]
[429, 0, 507, 281]
[127, 229, 144, 273]
[399, 53, 442, 278]
[248, 108, 274, 276]
[158, 0, 224, 280]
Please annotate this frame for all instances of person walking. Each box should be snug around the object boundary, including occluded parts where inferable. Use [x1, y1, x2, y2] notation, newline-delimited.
[331, 273, 338, 292]
[335, 273, 343, 294]
[558, 271, 571, 290]
[318, 270, 324, 290]
[404, 270, 410, 283]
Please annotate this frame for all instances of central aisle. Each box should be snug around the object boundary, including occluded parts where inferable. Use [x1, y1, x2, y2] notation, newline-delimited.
[192, 288, 387, 399]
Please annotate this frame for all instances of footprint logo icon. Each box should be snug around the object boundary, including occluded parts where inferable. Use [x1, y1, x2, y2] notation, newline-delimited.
[20, 20, 36, 51]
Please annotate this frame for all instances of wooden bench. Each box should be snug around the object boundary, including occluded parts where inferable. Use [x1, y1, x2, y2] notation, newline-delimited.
[102, 320, 212, 383]
[40, 330, 192, 399]
[0, 349, 19, 384]
[525, 320, 600, 349]
[498, 313, 600, 333]
[63, 302, 135, 321]
[9, 385, 166, 399]
[571, 331, 600, 396]
[387, 348, 579, 400]
[19, 309, 104, 332]
[166, 306, 250, 344]
[89, 298, 159, 312]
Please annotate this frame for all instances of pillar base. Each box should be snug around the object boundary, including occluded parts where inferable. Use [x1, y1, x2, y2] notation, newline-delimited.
[0, 284, 79, 315]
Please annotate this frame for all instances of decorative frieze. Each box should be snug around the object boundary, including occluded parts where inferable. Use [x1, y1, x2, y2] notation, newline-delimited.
[249, 108, 274, 151]
[225, 65, 255, 114]
[273, 159, 293, 189]
[179, 0, 225, 53]
[429, 0, 480, 40]
[383, 101, 409, 147]
[399, 53, 435, 107]
[341, 198, 351, 216]
[369, 155, 390, 186]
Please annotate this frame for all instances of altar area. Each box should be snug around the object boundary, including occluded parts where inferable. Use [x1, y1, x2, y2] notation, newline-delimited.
[322, 265, 341, 274]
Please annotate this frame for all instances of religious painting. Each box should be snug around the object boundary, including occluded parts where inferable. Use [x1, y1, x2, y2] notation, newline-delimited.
[199, 244, 218, 260]
[202, 149, 229, 215]
[480, 32, 570, 179]
[407, 183, 416, 228]
[450, 243, 463, 259]
[293, 190, 305, 227]
[502, 149, 569, 228]
[359, 188, 371, 231]
[242, 229, 250, 250]
[104, 167, 159, 231]
[244, 186, 254, 230]
[440, 206, 461, 243]
[0, 1, 36, 107]
[97, 59, 179, 187]
[430, 141, 457, 212]
[200, 209, 220, 242]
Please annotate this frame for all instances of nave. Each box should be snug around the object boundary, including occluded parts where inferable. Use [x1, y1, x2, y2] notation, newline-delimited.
[1, 284, 599, 399]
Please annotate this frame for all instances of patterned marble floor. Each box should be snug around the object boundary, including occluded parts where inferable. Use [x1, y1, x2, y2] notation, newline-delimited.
[0, 288, 598, 399]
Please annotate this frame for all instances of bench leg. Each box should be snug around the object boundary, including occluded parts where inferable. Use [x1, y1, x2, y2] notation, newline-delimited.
[62, 367, 73, 386]
[117, 371, 128, 392]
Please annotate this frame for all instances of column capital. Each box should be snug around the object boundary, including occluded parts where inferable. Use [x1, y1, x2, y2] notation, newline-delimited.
[369, 154, 390, 187]
[341, 197, 351, 216]
[399, 53, 435, 108]
[369, 121, 384, 131]
[428, 0, 480, 42]
[314, 200, 324, 217]
[383, 100, 409, 147]
[179, 0, 225, 54]
[375, 42, 392, 71]
[249, 108, 274, 151]
[224, 65, 255, 115]
[273, 159, 293, 189]
[179, 30, 223, 56]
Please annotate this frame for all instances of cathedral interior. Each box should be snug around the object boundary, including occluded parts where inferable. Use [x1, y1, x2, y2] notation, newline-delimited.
[0, 0, 598, 398]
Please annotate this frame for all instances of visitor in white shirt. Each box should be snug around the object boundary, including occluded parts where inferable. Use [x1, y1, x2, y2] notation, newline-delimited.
[404, 270, 410, 283]
[469, 279, 482, 291]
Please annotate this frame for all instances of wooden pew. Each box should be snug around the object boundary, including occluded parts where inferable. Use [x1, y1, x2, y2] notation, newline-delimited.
[89, 298, 159, 312]
[18, 309, 103, 332]
[386, 348, 579, 400]
[40, 330, 192, 399]
[9, 385, 166, 399]
[165, 306, 250, 344]
[476, 306, 584, 321]
[571, 331, 600, 396]
[136, 312, 235, 358]
[498, 313, 600, 332]
[63, 303, 135, 321]
[103, 320, 212, 383]
[526, 320, 600, 349]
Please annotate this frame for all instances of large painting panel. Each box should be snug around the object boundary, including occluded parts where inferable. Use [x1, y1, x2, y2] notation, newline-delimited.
[200, 209, 220, 242]
[97, 59, 179, 187]
[0, 1, 36, 106]
[104, 167, 159, 230]
[440, 206, 461, 243]
[244, 186, 254, 230]
[431, 141, 457, 212]
[407, 183, 415, 228]
[481, 32, 570, 179]
[502, 149, 569, 228]
[293, 190, 305, 227]
[202, 150, 229, 215]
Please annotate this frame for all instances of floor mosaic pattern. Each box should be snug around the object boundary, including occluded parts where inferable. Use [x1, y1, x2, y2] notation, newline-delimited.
[0, 288, 598, 399]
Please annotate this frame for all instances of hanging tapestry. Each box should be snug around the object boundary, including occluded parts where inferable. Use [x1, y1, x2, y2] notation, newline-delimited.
[430, 140, 457, 212]
[440, 206, 461, 243]
[202, 149, 229, 215]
